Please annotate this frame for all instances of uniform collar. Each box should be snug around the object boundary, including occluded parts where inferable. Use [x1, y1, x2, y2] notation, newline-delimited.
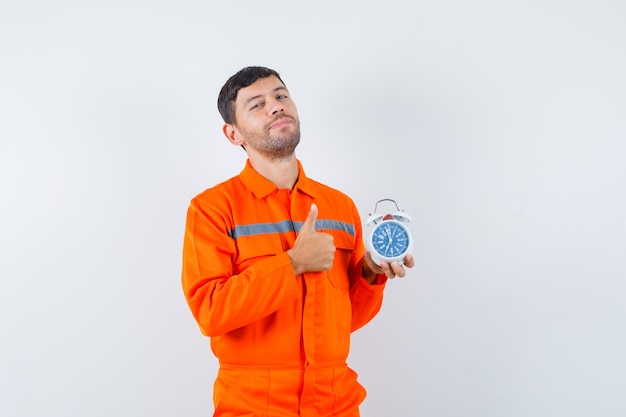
[240, 159, 316, 199]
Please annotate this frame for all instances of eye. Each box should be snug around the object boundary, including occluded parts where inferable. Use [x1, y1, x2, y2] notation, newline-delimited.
[249, 101, 263, 111]
[277, 94, 288, 100]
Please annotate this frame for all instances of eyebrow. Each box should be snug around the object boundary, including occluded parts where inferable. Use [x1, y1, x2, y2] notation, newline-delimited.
[243, 86, 288, 107]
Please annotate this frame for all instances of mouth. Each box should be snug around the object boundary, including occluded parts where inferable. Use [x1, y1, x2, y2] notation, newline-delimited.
[269, 117, 293, 130]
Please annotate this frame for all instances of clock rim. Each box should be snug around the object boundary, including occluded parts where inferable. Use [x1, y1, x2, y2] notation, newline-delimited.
[366, 219, 413, 265]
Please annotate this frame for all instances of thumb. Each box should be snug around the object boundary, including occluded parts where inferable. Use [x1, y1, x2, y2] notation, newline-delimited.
[300, 203, 318, 232]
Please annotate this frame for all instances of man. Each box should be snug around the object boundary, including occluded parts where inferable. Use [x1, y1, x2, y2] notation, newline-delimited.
[182, 66, 414, 417]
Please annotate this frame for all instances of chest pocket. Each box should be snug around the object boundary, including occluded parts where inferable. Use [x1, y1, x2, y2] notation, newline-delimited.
[234, 235, 285, 273]
[327, 230, 355, 289]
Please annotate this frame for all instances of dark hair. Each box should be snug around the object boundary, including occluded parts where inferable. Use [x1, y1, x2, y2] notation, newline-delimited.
[217, 66, 286, 124]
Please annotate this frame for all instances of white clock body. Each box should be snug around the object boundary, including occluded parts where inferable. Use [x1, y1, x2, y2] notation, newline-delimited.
[366, 208, 413, 266]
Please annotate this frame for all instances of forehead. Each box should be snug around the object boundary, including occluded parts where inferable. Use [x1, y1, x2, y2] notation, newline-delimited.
[235, 75, 287, 106]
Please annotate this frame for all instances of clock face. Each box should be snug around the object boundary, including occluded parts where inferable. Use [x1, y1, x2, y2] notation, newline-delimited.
[371, 221, 410, 259]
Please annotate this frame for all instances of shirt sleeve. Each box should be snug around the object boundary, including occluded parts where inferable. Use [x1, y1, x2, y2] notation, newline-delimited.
[181, 200, 300, 337]
[347, 202, 388, 332]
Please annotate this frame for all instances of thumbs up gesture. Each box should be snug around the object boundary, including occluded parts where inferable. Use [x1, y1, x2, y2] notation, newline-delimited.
[287, 203, 336, 275]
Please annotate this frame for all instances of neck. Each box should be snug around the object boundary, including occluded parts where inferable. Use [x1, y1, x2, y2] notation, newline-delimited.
[247, 152, 299, 189]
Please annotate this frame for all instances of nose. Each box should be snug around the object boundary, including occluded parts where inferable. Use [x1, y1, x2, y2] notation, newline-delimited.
[270, 99, 284, 115]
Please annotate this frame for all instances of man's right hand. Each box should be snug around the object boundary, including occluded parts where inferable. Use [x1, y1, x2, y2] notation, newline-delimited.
[287, 203, 335, 275]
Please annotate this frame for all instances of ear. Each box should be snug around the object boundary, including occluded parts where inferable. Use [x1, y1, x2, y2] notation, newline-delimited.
[223, 123, 245, 147]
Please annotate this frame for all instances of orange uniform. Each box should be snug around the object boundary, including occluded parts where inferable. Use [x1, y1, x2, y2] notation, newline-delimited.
[182, 160, 387, 417]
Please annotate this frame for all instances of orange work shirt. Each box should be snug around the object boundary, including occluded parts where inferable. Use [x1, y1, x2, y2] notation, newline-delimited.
[182, 160, 387, 417]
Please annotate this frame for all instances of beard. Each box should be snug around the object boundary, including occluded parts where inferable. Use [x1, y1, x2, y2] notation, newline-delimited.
[241, 116, 301, 161]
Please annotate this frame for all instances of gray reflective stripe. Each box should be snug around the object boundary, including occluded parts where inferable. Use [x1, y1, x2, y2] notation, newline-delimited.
[313, 220, 355, 236]
[229, 219, 355, 239]
[229, 220, 295, 239]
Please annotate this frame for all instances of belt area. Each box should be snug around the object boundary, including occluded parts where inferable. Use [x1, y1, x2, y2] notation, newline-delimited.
[218, 361, 347, 370]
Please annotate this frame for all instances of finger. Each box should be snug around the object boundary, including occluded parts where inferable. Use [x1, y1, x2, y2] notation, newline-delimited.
[391, 262, 406, 278]
[379, 261, 396, 279]
[300, 203, 318, 233]
[403, 254, 415, 268]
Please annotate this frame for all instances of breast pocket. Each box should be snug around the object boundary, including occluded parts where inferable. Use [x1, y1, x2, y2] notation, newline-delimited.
[234, 235, 284, 272]
[327, 232, 355, 289]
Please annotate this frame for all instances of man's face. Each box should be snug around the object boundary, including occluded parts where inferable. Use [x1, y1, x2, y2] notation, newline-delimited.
[231, 75, 301, 160]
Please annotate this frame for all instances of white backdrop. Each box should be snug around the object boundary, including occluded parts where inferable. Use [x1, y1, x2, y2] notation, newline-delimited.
[1, 1, 625, 416]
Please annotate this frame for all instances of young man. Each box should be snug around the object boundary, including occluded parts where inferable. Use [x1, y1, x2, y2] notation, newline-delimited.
[182, 66, 414, 417]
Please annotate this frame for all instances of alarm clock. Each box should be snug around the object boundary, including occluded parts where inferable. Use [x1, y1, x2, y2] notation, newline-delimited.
[365, 199, 413, 266]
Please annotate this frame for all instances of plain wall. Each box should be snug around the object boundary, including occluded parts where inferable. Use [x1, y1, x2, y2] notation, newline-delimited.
[1, 1, 625, 416]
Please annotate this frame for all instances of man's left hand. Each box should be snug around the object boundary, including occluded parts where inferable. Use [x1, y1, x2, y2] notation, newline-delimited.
[363, 252, 415, 283]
